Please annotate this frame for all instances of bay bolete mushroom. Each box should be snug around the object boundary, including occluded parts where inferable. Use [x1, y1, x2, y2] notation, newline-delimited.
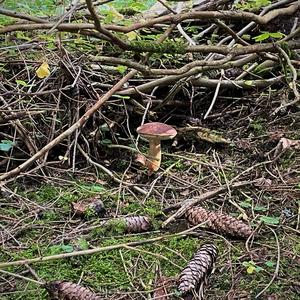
[137, 122, 177, 173]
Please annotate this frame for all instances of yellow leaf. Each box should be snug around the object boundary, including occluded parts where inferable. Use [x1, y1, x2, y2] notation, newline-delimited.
[247, 265, 256, 274]
[108, 5, 124, 21]
[126, 31, 138, 41]
[36, 62, 50, 79]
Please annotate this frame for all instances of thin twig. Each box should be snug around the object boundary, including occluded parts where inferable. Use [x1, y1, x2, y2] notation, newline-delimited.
[255, 226, 280, 298]
[77, 145, 147, 195]
[0, 269, 43, 285]
[273, 45, 300, 113]
[0, 71, 135, 182]
[162, 179, 257, 227]
[0, 226, 201, 269]
[204, 71, 223, 119]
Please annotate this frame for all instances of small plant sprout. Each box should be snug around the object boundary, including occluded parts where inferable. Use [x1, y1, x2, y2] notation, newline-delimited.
[137, 122, 177, 174]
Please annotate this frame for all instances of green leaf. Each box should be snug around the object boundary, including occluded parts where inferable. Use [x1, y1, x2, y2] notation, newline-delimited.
[259, 215, 280, 225]
[242, 261, 251, 267]
[253, 32, 270, 42]
[242, 261, 263, 274]
[89, 185, 105, 192]
[265, 261, 275, 267]
[15, 80, 28, 87]
[234, 0, 271, 10]
[77, 184, 106, 193]
[244, 80, 254, 86]
[116, 65, 127, 74]
[76, 238, 89, 250]
[254, 205, 268, 212]
[255, 266, 263, 272]
[61, 245, 74, 253]
[0, 140, 14, 152]
[247, 265, 256, 274]
[48, 245, 62, 255]
[241, 34, 251, 40]
[269, 32, 285, 39]
[239, 201, 252, 208]
[101, 139, 112, 145]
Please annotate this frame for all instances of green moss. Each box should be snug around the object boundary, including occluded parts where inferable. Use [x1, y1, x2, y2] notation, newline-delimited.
[280, 151, 296, 168]
[249, 118, 266, 135]
[130, 39, 186, 54]
[1, 179, 298, 299]
[105, 219, 128, 235]
[161, 159, 187, 171]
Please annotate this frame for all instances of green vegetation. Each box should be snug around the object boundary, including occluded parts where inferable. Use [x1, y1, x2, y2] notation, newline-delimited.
[249, 118, 266, 135]
[1, 0, 299, 299]
[234, 0, 271, 11]
[1, 181, 299, 299]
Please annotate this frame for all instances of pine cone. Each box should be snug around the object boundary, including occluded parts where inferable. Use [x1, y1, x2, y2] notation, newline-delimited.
[178, 244, 217, 296]
[185, 207, 253, 238]
[124, 216, 151, 233]
[44, 281, 101, 300]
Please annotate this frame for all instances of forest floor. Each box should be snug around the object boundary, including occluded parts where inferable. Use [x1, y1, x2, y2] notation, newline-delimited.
[1, 86, 300, 299]
[1, 1, 300, 299]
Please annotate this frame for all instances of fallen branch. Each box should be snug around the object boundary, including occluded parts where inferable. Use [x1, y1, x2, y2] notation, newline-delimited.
[88, 54, 233, 76]
[0, 110, 45, 124]
[78, 144, 147, 195]
[85, 0, 128, 49]
[1, 3, 299, 34]
[0, 71, 135, 182]
[162, 180, 257, 228]
[118, 74, 283, 96]
[0, 227, 197, 268]
[0, 8, 47, 23]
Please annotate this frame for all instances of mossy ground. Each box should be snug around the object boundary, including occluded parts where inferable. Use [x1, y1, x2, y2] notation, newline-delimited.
[1, 151, 299, 299]
[1, 96, 299, 298]
[0, 1, 299, 298]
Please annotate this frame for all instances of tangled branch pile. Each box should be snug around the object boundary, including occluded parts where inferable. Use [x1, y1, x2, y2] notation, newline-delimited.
[0, 0, 299, 183]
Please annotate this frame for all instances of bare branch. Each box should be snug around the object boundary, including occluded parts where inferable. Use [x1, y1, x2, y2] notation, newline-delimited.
[1, 3, 299, 34]
[0, 8, 47, 23]
[85, 0, 129, 49]
[88, 54, 233, 75]
[0, 71, 135, 182]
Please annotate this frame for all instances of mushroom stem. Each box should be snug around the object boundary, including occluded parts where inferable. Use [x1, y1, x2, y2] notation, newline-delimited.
[148, 138, 161, 172]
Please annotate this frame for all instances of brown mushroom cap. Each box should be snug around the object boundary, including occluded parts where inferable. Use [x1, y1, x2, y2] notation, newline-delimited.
[137, 122, 177, 140]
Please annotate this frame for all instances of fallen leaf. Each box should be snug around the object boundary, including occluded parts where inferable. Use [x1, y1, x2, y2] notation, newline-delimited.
[246, 265, 256, 274]
[236, 138, 252, 150]
[126, 31, 138, 41]
[254, 177, 272, 187]
[259, 215, 280, 225]
[71, 197, 106, 217]
[177, 126, 230, 144]
[197, 130, 230, 144]
[268, 129, 284, 142]
[280, 137, 300, 150]
[36, 62, 50, 79]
